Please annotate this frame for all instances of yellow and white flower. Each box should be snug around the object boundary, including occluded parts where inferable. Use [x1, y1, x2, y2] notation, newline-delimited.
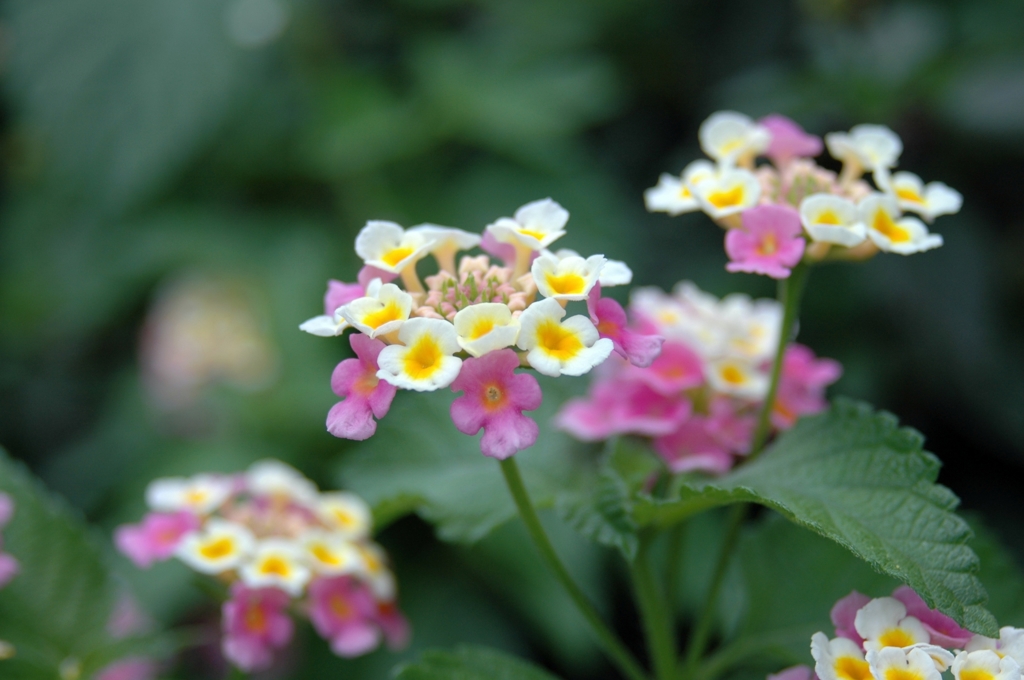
[860, 194, 943, 255]
[355, 220, 435, 276]
[377, 317, 463, 391]
[317, 492, 373, 541]
[146, 474, 234, 515]
[706, 358, 769, 399]
[408, 224, 482, 274]
[299, 312, 349, 337]
[966, 628, 1024, 666]
[698, 111, 771, 167]
[546, 249, 632, 287]
[453, 303, 520, 357]
[952, 650, 1022, 680]
[811, 632, 872, 680]
[693, 169, 762, 221]
[301, 531, 362, 576]
[247, 459, 319, 505]
[826, 124, 903, 172]
[644, 160, 719, 215]
[855, 597, 931, 653]
[866, 647, 942, 680]
[175, 518, 255, 574]
[486, 198, 569, 252]
[719, 296, 782, 362]
[339, 279, 413, 338]
[516, 298, 613, 377]
[532, 252, 606, 301]
[890, 172, 963, 222]
[239, 539, 311, 596]
[356, 542, 396, 600]
[800, 194, 867, 247]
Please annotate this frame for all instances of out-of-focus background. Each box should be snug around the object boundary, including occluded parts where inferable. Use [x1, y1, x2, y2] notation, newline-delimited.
[1, 0, 1022, 678]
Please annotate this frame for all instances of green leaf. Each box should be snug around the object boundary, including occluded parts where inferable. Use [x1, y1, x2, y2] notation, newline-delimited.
[394, 646, 563, 680]
[635, 399, 998, 637]
[0, 449, 163, 678]
[336, 376, 589, 543]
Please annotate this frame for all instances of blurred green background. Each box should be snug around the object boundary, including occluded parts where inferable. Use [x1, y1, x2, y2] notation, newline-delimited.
[1, 0, 1023, 678]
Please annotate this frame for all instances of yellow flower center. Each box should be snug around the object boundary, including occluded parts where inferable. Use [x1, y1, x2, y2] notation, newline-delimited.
[359, 546, 382, 573]
[331, 594, 353, 618]
[469, 318, 495, 340]
[884, 669, 926, 680]
[517, 228, 547, 241]
[245, 602, 267, 633]
[720, 365, 746, 385]
[758, 233, 778, 255]
[536, 320, 584, 361]
[482, 382, 507, 411]
[382, 247, 414, 267]
[896, 187, 924, 204]
[707, 185, 745, 209]
[961, 670, 996, 680]
[402, 335, 445, 380]
[311, 543, 342, 566]
[363, 302, 403, 329]
[872, 210, 911, 243]
[545, 272, 586, 296]
[836, 656, 872, 680]
[185, 488, 209, 505]
[719, 139, 744, 155]
[878, 628, 915, 648]
[333, 508, 356, 528]
[199, 537, 236, 560]
[259, 556, 292, 577]
[678, 185, 692, 199]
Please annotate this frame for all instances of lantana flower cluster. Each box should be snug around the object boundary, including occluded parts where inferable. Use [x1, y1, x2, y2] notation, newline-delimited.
[645, 112, 962, 279]
[775, 587, 1024, 680]
[300, 199, 663, 459]
[0, 493, 17, 660]
[115, 460, 407, 672]
[556, 281, 840, 474]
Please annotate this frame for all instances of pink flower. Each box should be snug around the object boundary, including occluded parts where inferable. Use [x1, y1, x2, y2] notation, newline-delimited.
[767, 665, 814, 680]
[892, 585, 972, 648]
[308, 576, 381, 658]
[222, 584, 294, 672]
[587, 285, 664, 368]
[773, 344, 842, 429]
[377, 601, 411, 650]
[830, 590, 870, 646]
[653, 417, 734, 474]
[626, 340, 703, 394]
[450, 349, 543, 459]
[0, 552, 17, 589]
[706, 397, 756, 454]
[555, 375, 690, 441]
[114, 511, 201, 569]
[760, 114, 823, 166]
[357, 265, 398, 288]
[324, 280, 365, 316]
[0, 493, 12, 529]
[327, 333, 398, 440]
[480, 230, 518, 268]
[95, 658, 158, 680]
[725, 204, 806, 279]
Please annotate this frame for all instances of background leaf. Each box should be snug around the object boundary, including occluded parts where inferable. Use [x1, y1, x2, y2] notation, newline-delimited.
[394, 646, 563, 680]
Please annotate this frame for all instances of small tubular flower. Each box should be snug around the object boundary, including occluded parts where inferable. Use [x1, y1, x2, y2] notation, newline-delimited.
[0, 493, 17, 589]
[354, 220, 434, 281]
[327, 333, 397, 440]
[855, 597, 930, 652]
[240, 539, 311, 596]
[247, 459, 319, 505]
[966, 628, 1024, 666]
[890, 172, 963, 222]
[866, 646, 942, 680]
[547, 248, 633, 287]
[760, 114, 823, 166]
[453, 303, 520, 357]
[952, 651, 1022, 680]
[800, 194, 867, 247]
[654, 417, 733, 474]
[860, 193, 943, 254]
[644, 160, 718, 215]
[407, 224, 482, 274]
[532, 252, 606, 301]
[486, 198, 569, 276]
[699, 111, 771, 166]
[376, 318, 463, 391]
[811, 632, 872, 680]
[826, 124, 903, 173]
[299, 280, 364, 337]
[706, 358, 769, 399]
[175, 518, 256, 574]
[145, 474, 234, 515]
[317, 492, 373, 541]
[115, 511, 201, 569]
[340, 279, 414, 338]
[588, 285, 664, 368]
[693, 169, 762, 221]
[222, 584, 294, 673]
[831, 591, 872, 646]
[449, 349, 543, 459]
[309, 576, 382, 658]
[725, 204, 806, 279]
[517, 298, 614, 377]
[302, 532, 362, 576]
[892, 585, 973, 649]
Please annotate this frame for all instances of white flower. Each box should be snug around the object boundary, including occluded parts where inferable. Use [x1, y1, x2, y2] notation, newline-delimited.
[693, 168, 762, 220]
[354, 220, 435, 274]
[890, 172, 963, 222]
[301, 531, 362, 576]
[855, 597, 931, 652]
[953, 650, 1022, 680]
[146, 474, 234, 515]
[706, 358, 768, 399]
[239, 539, 311, 596]
[866, 646, 942, 680]
[547, 249, 632, 287]
[175, 519, 255, 574]
[377, 318, 463, 391]
[453, 303, 520, 358]
[826, 124, 903, 171]
[356, 542, 396, 600]
[811, 632, 872, 680]
[532, 252, 606, 301]
[718, 295, 782, 362]
[860, 193, 943, 255]
[800, 194, 867, 247]
[485, 198, 569, 251]
[699, 111, 771, 166]
[339, 279, 414, 338]
[246, 459, 319, 506]
[299, 313, 348, 337]
[644, 160, 719, 215]
[516, 298, 613, 377]
[408, 224, 482, 272]
[317, 492, 373, 541]
[966, 628, 1024, 666]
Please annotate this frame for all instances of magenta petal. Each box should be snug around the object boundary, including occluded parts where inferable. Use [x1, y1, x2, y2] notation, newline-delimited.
[480, 410, 539, 460]
[618, 330, 665, 368]
[554, 398, 615, 441]
[768, 665, 813, 680]
[378, 604, 410, 650]
[0, 493, 12, 529]
[324, 280, 365, 316]
[327, 398, 376, 440]
[367, 381, 397, 420]
[481, 230, 518, 267]
[507, 371, 543, 412]
[892, 585, 973, 648]
[358, 266, 398, 288]
[115, 524, 157, 569]
[331, 623, 381, 658]
[222, 585, 294, 672]
[95, 658, 158, 680]
[0, 552, 18, 588]
[450, 393, 487, 435]
[653, 417, 734, 474]
[831, 591, 870, 645]
[760, 114, 823, 165]
[331, 358, 366, 397]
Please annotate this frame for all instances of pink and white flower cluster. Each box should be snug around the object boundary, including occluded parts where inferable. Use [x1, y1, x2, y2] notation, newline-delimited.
[301, 199, 663, 459]
[797, 587, 1024, 680]
[115, 460, 407, 672]
[0, 493, 17, 591]
[556, 282, 840, 474]
[645, 112, 962, 279]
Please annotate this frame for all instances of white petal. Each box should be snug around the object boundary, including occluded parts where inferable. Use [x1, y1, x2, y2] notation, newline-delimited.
[299, 315, 346, 337]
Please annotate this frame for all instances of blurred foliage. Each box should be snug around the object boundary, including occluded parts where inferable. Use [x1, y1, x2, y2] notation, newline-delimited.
[1, 0, 1024, 677]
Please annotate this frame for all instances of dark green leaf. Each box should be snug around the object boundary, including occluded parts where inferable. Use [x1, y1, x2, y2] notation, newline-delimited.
[394, 646, 563, 680]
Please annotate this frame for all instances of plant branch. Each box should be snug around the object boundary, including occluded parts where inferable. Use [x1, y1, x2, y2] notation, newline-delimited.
[630, 532, 677, 680]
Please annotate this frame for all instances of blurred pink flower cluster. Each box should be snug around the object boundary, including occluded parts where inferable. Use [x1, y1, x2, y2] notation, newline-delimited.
[0, 493, 16, 590]
[115, 460, 407, 672]
[556, 282, 840, 474]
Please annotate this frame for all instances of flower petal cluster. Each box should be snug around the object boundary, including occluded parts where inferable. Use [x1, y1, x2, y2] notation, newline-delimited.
[301, 198, 659, 459]
[807, 589, 1018, 680]
[0, 493, 18, 589]
[556, 282, 840, 474]
[646, 112, 961, 278]
[115, 460, 407, 672]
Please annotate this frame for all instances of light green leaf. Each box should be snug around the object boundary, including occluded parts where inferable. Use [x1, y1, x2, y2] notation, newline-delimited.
[394, 646, 563, 680]
[635, 399, 998, 636]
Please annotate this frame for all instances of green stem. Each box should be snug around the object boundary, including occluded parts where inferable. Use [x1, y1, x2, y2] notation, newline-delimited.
[498, 458, 651, 680]
[681, 504, 746, 679]
[664, 522, 686, 615]
[630, 533, 677, 680]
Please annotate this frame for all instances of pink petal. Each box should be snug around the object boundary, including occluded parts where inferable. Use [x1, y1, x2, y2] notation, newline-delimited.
[330, 622, 381, 658]
[0, 552, 18, 588]
[554, 398, 616, 441]
[768, 665, 814, 680]
[588, 286, 664, 368]
[617, 330, 665, 368]
[653, 417, 734, 474]
[95, 658, 158, 680]
[327, 397, 377, 440]
[331, 358, 368, 397]
[324, 280, 365, 316]
[450, 392, 487, 436]
[357, 266, 398, 288]
[367, 380, 397, 420]
[0, 493, 12, 529]
[378, 603, 410, 650]
[760, 114, 823, 165]
[506, 370, 543, 412]
[480, 409, 540, 460]
[892, 585, 973, 648]
[629, 341, 704, 394]
[830, 590, 870, 645]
